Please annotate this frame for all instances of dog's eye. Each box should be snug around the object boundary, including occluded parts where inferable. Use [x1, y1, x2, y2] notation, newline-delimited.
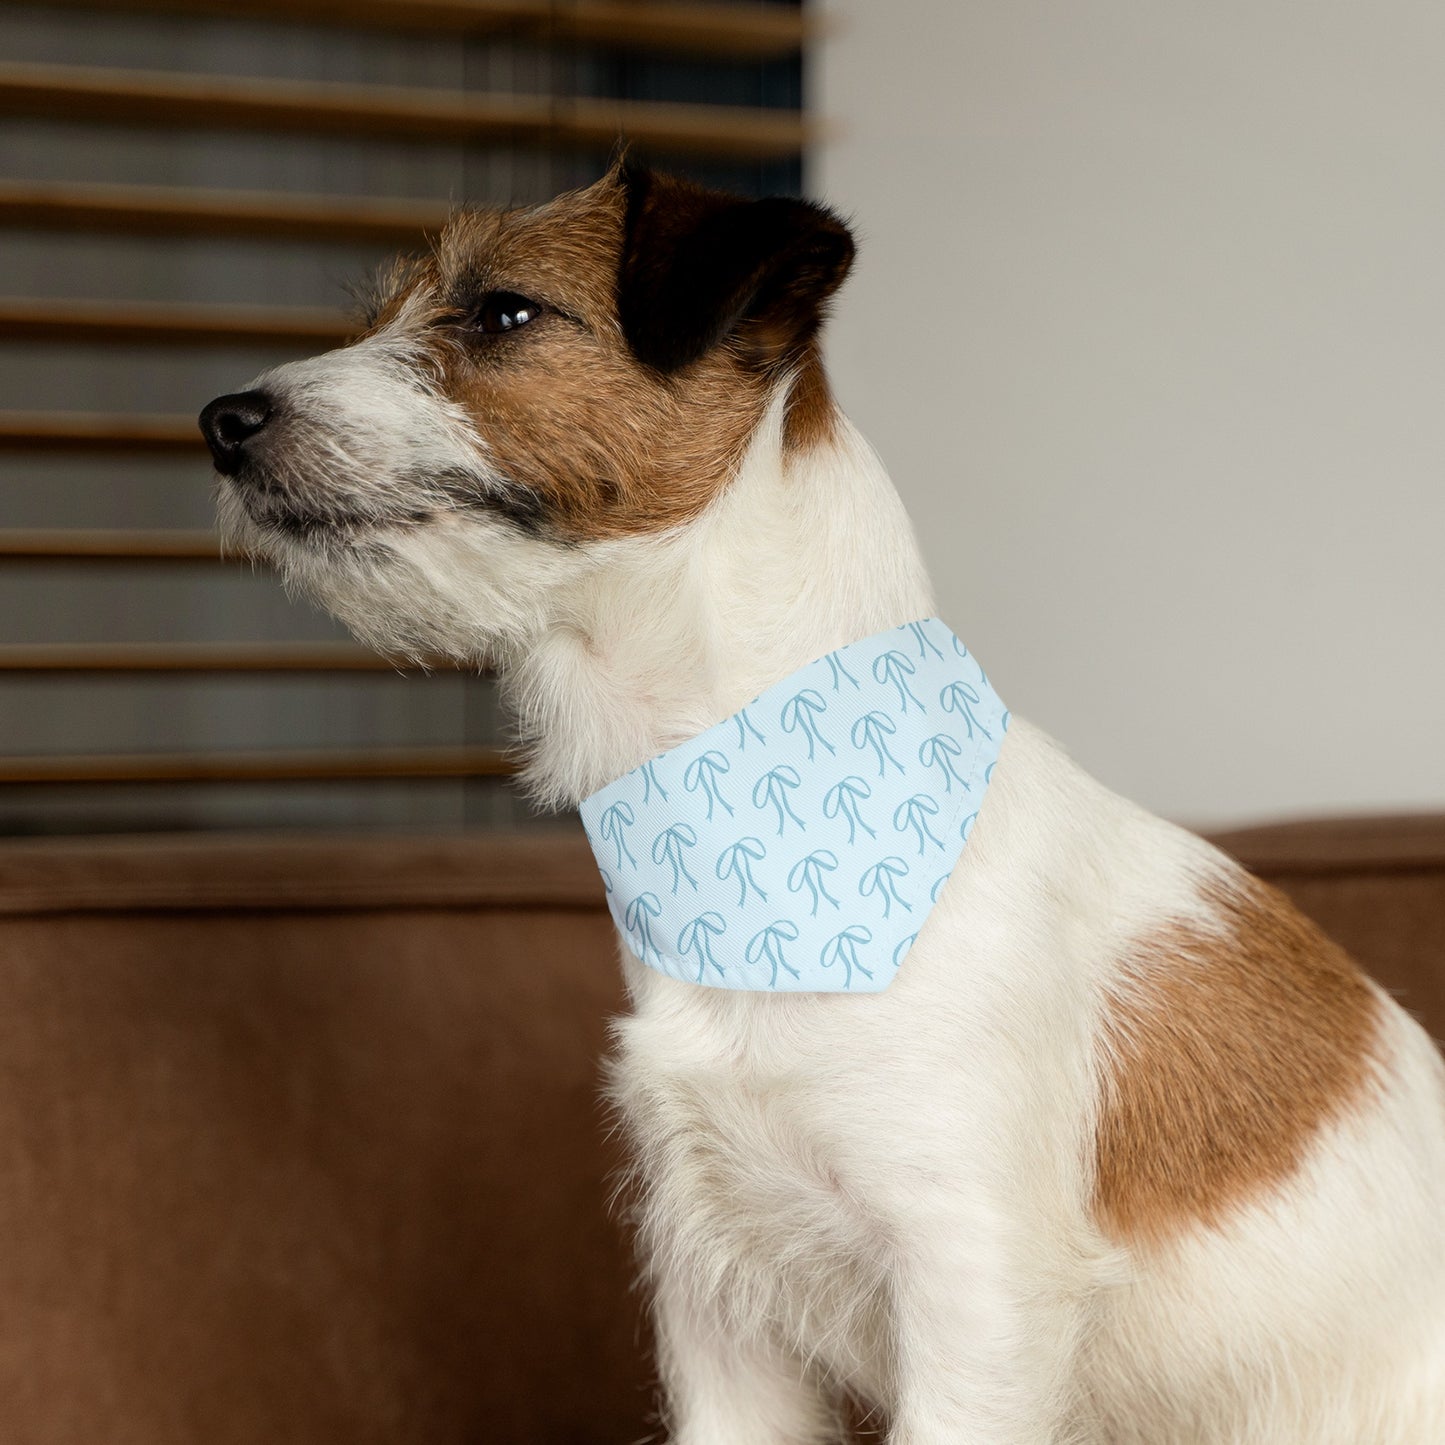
[471, 291, 543, 335]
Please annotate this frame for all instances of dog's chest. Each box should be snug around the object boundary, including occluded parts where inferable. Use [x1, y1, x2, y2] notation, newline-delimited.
[613, 986, 893, 1389]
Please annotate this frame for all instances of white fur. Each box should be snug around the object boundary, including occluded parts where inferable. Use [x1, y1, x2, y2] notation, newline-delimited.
[222, 345, 1445, 1444]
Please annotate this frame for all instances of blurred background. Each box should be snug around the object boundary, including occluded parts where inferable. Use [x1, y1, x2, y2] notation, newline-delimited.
[820, 0, 1445, 827]
[2, 0, 1441, 839]
[0, 0, 802, 836]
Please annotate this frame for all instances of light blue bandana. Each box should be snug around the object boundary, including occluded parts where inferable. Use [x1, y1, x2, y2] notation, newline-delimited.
[579, 619, 1008, 993]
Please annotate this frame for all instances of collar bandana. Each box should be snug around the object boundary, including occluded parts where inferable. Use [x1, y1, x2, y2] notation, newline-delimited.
[579, 619, 1008, 993]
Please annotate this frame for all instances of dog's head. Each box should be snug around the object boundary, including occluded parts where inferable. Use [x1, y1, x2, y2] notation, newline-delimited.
[200, 163, 854, 662]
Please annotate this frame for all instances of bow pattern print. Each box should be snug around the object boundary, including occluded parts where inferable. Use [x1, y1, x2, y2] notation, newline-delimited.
[624, 893, 662, 966]
[735, 707, 766, 750]
[598, 802, 636, 868]
[640, 759, 668, 804]
[820, 925, 875, 988]
[894, 794, 944, 854]
[852, 711, 904, 777]
[939, 680, 990, 741]
[716, 837, 769, 906]
[678, 912, 727, 982]
[746, 920, 801, 987]
[823, 775, 876, 844]
[652, 823, 699, 893]
[874, 649, 925, 713]
[827, 651, 861, 691]
[579, 619, 1007, 992]
[860, 856, 912, 919]
[906, 620, 945, 660]
[780, 688, 835, 760]
[788, 849, 841, 915]
[918, 733, 968, 793]
[683, 750, 733, 820]
[753, 765, 805, 835]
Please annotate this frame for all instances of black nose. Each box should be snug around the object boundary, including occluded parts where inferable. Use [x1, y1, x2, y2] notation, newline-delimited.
[199, 390, 273, 475]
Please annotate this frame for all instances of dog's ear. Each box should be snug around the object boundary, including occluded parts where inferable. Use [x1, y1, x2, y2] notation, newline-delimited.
[616, 161, 855, 375]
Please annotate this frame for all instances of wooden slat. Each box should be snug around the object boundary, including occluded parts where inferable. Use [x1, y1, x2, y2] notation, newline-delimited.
[0, 529, 222, 560]
[546, 0, 810, 57]
[0, 642, 408, 672]
[0, 412, 200, 452]
[0, 179, 448, 245]
[0, 0, 810, 59]
[0, 297, 352, 348]
[0, 744, 513, 783]
[0, 61, 813, 161]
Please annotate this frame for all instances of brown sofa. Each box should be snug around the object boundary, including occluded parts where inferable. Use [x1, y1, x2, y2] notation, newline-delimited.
[0, 817, 1440, 1443]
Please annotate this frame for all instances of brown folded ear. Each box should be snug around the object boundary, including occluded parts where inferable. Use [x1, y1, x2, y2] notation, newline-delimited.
[617, 162, 855, 375]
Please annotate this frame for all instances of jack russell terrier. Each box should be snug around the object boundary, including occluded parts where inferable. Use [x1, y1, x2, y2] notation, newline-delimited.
[200, 162, 1445, 1444]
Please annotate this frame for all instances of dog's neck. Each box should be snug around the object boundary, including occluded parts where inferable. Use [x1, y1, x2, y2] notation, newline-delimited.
[505, 392, 937, 809]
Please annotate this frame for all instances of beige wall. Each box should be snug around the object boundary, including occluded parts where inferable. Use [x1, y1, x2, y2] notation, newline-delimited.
[814, 0, 1445, 826]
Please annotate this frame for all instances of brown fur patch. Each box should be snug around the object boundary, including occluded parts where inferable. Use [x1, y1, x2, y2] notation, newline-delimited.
[362, 170, 849, 541]
[440, 186, 768, 540]
[1093, 872, 1382, 1246]
[781, 342, 840, 454]
[366, 178, 767, 541]
[354, 253, 438, 336]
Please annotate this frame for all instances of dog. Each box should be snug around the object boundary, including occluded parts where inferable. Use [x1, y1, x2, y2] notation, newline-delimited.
[200, 161, 1445, 1444]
